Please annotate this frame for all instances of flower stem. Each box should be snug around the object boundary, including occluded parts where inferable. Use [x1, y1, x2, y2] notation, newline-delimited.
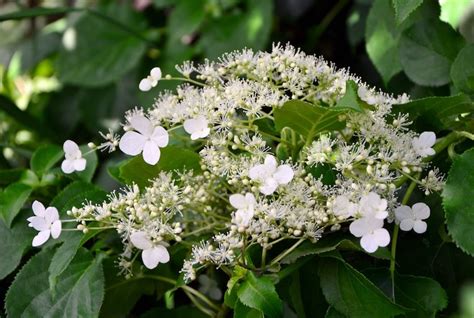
[390, 178, 417, 301]
[269, 238, 305, 266]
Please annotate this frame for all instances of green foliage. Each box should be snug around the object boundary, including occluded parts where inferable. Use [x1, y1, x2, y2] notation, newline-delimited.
[392, 0, 424, 25]
[451, 44, 474, 94]
[334, 80, 365, 112]
[30, 144, 63, 176]
[0, 182, 32, 227]
[442, 148, 474, 255]
[6, 248, 104, 317]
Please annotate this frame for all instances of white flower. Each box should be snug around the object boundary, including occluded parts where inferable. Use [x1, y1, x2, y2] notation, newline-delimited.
[130, 231, 170, 269]
[27, 201, 62, 247]
[183, 116, 210, 140]
[119, 115, 169, 165]
[358, 192, 388, 219]
[357, 85, 381, 105]
[230, 193, 256, 227]
[395, 202, 430, 234]
[248, 155, 294, 195]
[412, 131, 436, 158]
[332, 195, 358, 218]
[198, 275, 222, 300]
[349, 217, 390, 253]
[139, 67, 162, 92]
[61, 140, 86, 174]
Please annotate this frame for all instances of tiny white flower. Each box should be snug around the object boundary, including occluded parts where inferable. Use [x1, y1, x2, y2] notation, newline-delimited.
[130, 231, 170, 269]
[358, 192, 388, 219]
[27, 200, 62, 247]
[349, 217, 390, 253]
[395, 202, 430, 234]
[230, 193, 256, 227]
[183, 116, 211, 140]
[198, 275, 222, 300]
[61, 140, 86, 174]
[119, 114, 169, 165]
[248, 155, 294, 195]
[412, 131, 436, 158]
[332, 195, 358, 218]
[139, 67, 162, 92]
[357, 85, 380, 105]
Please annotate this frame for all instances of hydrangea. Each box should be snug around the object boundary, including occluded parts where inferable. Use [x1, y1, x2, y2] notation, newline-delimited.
[249, 155, 294, 195]
[349, 217, 390, 253]
[139, 67, 162, 92]
[27, 201, 62, 247]
[395, 203, 430, 234]
[412, 132, 436, 158]
[61, 140, 86, 174]
[119, 114, 169, 165]
[230, 193, 256, 228]
[184, 116, 211, 140]
[130, 231, 170, 269]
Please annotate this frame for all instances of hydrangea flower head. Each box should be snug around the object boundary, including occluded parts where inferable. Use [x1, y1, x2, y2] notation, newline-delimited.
[119, 114, 169, 165]
[249, 155, 294, 195]
[61, 140, 86, 174]
[184, 116, 210, 140]
[27, 200, 62, 247]
[230, 193, 256, 227]
[130, 231, 170, 269]
[412, 131, 436, 158]
[358, 192, 388, 219]
[395, 202, 430, 233]
[139, 67, 162, 92]
[349, 217, 390, 253]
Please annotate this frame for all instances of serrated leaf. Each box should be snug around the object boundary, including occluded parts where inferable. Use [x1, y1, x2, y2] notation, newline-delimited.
[274, 100, 345, 144]
[119, 146, 202, 187]
[6, 248, 104, 317]
[56, 4, 147, 87]
[399, 18, 465, 86]
[0, 182, 32, 227]
[30, 144, 63, 176]
[237, 271, 283, 318]
[334, 80, 365, 112]
[392, 0, 424, 25]
[318, 256, 406, 318]
[451, 44, 474, 94]
[234, 300, 264, 318]
[442, 147, 474, 255]
[0, 216, 34, 279]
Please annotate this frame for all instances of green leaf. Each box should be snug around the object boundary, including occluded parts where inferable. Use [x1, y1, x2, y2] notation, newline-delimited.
[440, 0, 473, 28]
[0, 7, 79, 22]
[167, 0, 206, 42]
[141, 306, 209, 318]
[6, 248, 104, 317]
[318, 256, 406, 318]
[119, 146, 202, 187]
[234, 300, 265, 318]
[334, 80, 365, 112]
[237, 271, 283, 318]
[399, 18, 465, 86]
[394, 93, 473, 131]
[198, 0, 273, 60]
[395, 274, 448, 317]
[442, 147, 474, 255]
[274, 100, 345, 143]
[30, 144, 63, 176]
[50, 181, 107, 214]
[365, 0, 402, 84]
[0, 168, 25, 185]
[326, 307, 346, 318]
[0, 217, 34, 279]
[56, 4, 147, 87]
[392, 0, 424, 25]
[451, 44, 474, 94]
[0, 182, 32, 227]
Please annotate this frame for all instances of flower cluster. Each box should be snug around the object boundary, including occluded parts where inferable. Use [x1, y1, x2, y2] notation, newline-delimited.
[28, 44, 444, 282]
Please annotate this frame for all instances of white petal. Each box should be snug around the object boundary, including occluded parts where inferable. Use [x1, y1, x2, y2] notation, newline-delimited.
[150, 126, 169, 147]
[32, 230, 50, 247]
[399, 219, 414, 231]
[184, 117, 208, 135]
[264, 155, 278, 172]
[229, 194, 247, 209]
[150, 67, 162, 81]
[32, 200, 46, 217]
[360, 234, 378, 253]
[349, 219, 366, 237]
[61, 159, 75, 174]
[139, 78, 152, 92]
[50, 220, 62, 239]
[413, 220, 427, 234]
[373, 228, 390, 247]
[119, 131, 146, 156]
[130, 232, 153, 250]
[154, 245, 170, 263]
[142, 245, 170, 269]
[27, 216, 48, 231]
[244, 193, 256, 205]
[248, 164, 269, 181]
[394, 205, 412, 222]
[63, 140, 79, 155]
[191, 128, 210, 140]
[74, 158, 87, 172]
[412, 203, 430, 220]
[419, 131, 436, 147]
[142, 141, 161, 165]
[129, 115, 153, 136]
[44, 207, 59, 224]
[274, 164, 294, 184]
[260, 178, 278, 195]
